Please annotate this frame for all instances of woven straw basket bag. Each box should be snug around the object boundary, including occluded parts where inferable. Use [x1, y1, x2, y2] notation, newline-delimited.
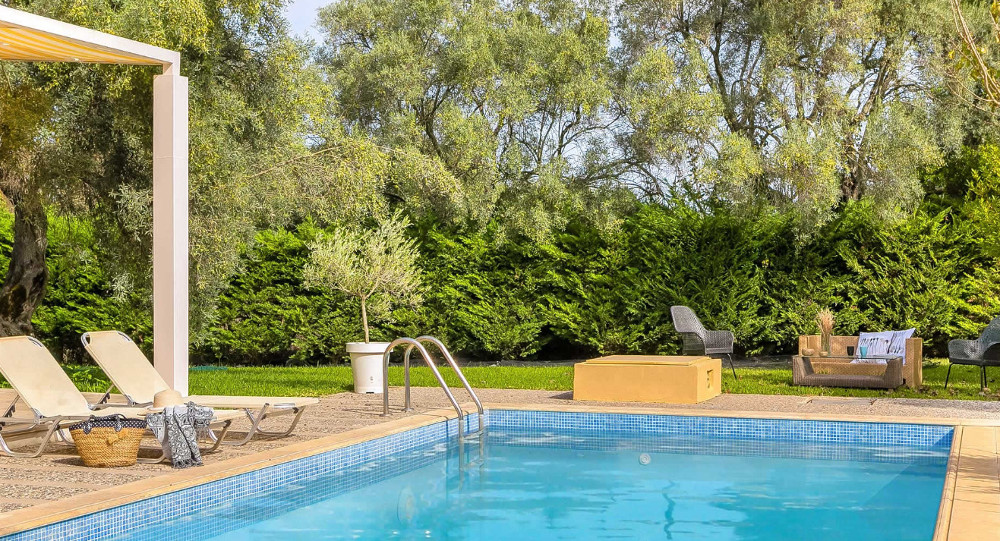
[69, 415, 147, 467]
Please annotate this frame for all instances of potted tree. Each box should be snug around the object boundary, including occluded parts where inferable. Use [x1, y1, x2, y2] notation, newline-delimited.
[304, 212, 422, 393]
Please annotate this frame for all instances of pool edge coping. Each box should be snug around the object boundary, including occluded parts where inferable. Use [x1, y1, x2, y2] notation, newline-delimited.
[933, 426, 961, 541]
[0, 407, 469, 536]
[0, 401, 991, 537]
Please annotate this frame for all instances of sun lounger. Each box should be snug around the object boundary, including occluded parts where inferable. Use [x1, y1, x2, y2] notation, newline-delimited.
[82, 331, 318, 445]
[0, 336, 237, 459]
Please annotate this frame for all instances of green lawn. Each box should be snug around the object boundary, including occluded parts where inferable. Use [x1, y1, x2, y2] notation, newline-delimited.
[11, 364, 576, 397]
[3, 360, 999, 401]
[187, 365, 576, 396]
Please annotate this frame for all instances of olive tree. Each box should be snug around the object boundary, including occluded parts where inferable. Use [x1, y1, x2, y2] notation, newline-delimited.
[318, 0, 967, 234]
[0, 0, 331, 336]
[316, 0, 638, 240]
[617, 0, 962, 226]
[0, 76, 53, 335]
[303, 213, 422, 343]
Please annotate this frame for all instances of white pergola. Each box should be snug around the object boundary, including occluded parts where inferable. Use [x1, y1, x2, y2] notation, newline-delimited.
[0, 6, 190, 393]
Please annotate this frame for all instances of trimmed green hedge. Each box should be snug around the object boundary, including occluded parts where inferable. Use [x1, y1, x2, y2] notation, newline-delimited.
[11, 147, 1000, 365]
[181, 199, 1000, 363]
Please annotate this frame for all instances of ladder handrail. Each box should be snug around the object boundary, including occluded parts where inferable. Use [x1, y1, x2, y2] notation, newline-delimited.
[381, 338, 466, 439]
[402, 336, 485, 417]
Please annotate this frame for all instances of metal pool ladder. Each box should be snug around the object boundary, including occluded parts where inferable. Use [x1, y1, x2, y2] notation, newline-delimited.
[381, 336, 487, 444]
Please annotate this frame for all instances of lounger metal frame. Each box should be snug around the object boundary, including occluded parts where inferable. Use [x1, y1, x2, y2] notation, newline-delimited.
[81, 332, 308, 446]
[0, 391, 232, 460]
[92, 379, 305, 446]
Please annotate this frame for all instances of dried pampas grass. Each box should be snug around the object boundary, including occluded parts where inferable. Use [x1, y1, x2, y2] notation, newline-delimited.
[815, 309, 835, 335]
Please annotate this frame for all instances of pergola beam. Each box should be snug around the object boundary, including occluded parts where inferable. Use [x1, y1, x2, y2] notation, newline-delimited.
[0, 6, 190, 394]
[0, 6, 178, 66]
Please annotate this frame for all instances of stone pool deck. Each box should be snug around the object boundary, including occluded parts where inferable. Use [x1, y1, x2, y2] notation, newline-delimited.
[0, 387, 998, 539]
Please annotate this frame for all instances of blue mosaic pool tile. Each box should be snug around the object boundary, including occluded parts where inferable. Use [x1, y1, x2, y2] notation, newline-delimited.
[486, 428, 950, 465]
[488, 410, 953, 448]
[0, 408, 951, 541]
[3, 411, 483, 541]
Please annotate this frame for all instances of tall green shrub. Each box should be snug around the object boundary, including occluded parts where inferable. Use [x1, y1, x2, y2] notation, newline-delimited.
[197, 225, 360, 365]
[400, 224, 549, 362]
[10, 143, 1000, 365]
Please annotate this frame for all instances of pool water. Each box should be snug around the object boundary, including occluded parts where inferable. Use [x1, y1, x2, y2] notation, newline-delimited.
[152, 427, 948, 541]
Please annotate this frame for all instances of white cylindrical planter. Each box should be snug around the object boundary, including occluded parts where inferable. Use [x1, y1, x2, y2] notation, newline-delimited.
[346, 342, 390, 394]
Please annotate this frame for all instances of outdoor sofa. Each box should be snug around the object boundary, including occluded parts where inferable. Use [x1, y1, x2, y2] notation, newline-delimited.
[792, 355, 903, 389]
[798, 334, 923, 389]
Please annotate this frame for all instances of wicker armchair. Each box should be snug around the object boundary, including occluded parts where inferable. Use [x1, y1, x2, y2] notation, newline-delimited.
[670, 306, 737, 379]
[946, 317, 1000, 390]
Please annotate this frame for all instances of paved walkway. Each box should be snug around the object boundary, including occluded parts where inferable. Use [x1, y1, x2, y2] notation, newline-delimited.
[0, 387, 997, 515]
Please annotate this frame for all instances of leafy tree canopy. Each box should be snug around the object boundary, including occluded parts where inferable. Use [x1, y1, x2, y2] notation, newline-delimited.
[1, 0, 337, 333]
[0, 0, 995, 346]
[615, 0, 964, 226]
[318, 0, 969, 233]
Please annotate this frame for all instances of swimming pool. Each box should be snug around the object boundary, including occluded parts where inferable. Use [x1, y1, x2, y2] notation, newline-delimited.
[3, 409, 953, 540]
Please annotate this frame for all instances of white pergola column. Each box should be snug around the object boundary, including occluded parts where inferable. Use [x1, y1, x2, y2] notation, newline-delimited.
[152, 66, 189, 395]
[0, 6, 191, 393]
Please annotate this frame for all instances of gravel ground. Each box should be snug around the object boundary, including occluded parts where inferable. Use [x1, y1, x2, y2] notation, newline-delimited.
[0, 387, 997, 514]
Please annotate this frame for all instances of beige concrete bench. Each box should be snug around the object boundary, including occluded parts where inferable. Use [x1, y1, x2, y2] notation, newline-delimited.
[573, 355, 721, 404]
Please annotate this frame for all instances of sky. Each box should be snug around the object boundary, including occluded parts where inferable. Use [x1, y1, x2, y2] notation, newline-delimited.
[284, 0, 325, 40]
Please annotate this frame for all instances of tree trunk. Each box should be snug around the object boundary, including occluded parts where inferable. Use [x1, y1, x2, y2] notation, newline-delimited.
[0, 187, 48, 336]
[840, 139, 864, 202]
[360, 296, 370, 343]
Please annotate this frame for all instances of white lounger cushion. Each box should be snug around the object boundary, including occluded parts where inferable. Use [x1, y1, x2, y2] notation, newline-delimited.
[0, 336, 94, 418]
[0, 336, 242, 423]
[82, 331, 172, 402]
[83, 331, 319, 410]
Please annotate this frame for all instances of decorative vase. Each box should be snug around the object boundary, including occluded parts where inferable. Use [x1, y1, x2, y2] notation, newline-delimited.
[820, 332, 832, 356]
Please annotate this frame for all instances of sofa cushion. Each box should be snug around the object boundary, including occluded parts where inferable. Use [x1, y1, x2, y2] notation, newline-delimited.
[888, 328, 916, 363]
[858, 331, 894, 357]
